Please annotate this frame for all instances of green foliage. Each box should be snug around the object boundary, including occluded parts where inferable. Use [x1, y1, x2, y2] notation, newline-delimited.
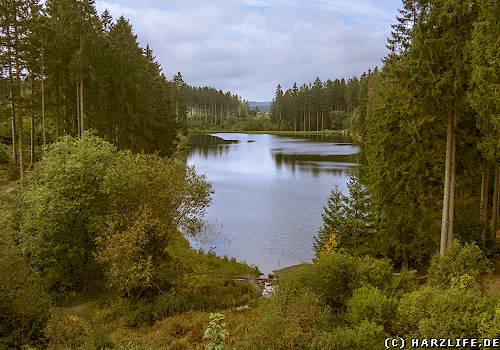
[346, 286, 398, 333]
[328, 321, 385, 350]
[270, 76, 364, 132]
[0, 144, 9, 163]
[248, 289, 334, 350]
[20, 133, 119, 291]
[19, 133, 212, 295]
[0, 211, 52, 349]
[204, 313, 229, 350]
[95, 152, 212, 295]
[329, 111, 349, 130]
[314, 175, 376, 257]
[386, 268, 419, 298]
[277, 252, 393, 311]
[44, 313, 88, 349]
[397, 286, 498, 338]
[468, 0, 499, 162]
[427, 240, 492, 289]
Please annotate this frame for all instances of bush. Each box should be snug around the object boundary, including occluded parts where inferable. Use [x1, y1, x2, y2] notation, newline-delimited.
[328, 321, 385, 350]
[0, 144, 9, 163]
[427, 240, 492, 289]
[397, 286, 498, 338]
[19, 133, 212, 295]
[248, 290, 334, 350]
[0, 214, 52, 348]
[89, 327, 116, 350]
[386, 268, 419, 298]
[278, 253, 393, 311]
[44, 313, 89, 348]
[346, 285, 398, 333]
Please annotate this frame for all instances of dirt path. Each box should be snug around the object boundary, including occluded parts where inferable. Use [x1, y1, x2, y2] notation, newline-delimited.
[0, 186, 14, 196]
[486, 260, 500, 295]
[56, 300, 96, 318]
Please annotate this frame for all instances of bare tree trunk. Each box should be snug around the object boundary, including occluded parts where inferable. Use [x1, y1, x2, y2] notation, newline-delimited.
[7, 27, 16, 163]
[55, 76, 60, 138]
[76, 83, 81, 136]
[447, 113, 457, 247]
[491, 166, 499, 242]
[481, 161, 490, 247]
[30, 78, 35, 168]
[175, 98, 178, 123]
[440, 114, 453, 255]
[80, 80, 84, 133]
[14, 20, 24, 181]
[307, 109, 310, 131]
[41, 50, 46, 147]
[9, 87, 16, 163]
[15, 76, 24, 180]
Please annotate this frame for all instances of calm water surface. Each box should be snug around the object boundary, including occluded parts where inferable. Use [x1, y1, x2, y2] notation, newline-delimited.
[183, 133, 360, 275]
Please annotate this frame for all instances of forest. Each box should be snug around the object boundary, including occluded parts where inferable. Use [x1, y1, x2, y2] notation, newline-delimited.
[1, 0, 499, 349]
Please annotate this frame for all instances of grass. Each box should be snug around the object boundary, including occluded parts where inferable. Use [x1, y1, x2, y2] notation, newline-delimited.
[42, 234, 263, 350]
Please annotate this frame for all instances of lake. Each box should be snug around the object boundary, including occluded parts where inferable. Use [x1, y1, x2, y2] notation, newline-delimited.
[182, 133, 360, 275]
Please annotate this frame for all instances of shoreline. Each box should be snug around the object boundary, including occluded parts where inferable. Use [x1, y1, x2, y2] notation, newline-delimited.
[188, 129, 348, 136]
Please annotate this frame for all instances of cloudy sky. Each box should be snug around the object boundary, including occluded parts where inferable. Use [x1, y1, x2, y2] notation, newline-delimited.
[95, 0, 402, 101]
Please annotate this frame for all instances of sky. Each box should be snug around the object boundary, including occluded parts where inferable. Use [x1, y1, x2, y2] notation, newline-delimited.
[95, 0, 403, 101]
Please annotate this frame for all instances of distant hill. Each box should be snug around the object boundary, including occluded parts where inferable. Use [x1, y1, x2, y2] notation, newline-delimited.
[248, 101, 272, 113]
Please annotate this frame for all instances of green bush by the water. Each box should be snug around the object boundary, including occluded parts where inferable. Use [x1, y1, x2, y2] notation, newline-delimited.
[243, 246, 500, 349]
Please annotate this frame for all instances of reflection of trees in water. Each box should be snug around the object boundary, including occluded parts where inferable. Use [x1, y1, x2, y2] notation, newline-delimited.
[273, 152, 357, 177]
[189, 219, 224, 245]
[188, 134, 239, 159]
[290, 134, 356, 144]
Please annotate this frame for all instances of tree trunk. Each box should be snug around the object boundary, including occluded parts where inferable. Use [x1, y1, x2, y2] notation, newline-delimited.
[15, 73, 24, 181]
[9, 87, 16, 163]
[14, 20, 24, 181]
[76, 83, 81, 136]
[491, 166, 499, 242]
[80, 80, 84, 133]
[30, 78, 35, 168]
[7, 27, 16, 163]
[55, 76, 60, 138]
[447, 112, 457, 247]
[41, 50, 46, 147]
[440, 114, 453, 255]
[481, 161, 490, 247]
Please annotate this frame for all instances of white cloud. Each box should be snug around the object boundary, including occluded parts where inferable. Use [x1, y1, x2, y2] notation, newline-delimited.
[95, 0, 401, 101]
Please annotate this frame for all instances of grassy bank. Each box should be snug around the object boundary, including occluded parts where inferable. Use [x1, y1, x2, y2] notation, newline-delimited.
[189, 129, 347, 136]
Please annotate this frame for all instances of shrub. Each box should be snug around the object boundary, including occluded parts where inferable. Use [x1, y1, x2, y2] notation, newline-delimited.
[397, 286, 497, 338]
[248, 290, 334, 350]
[427, 240, 492, 289]
[346, 285, 398, 333]
[19, 133, 212, 295]
[0, 215, 52, 348]
[329, 321, 385, 350]
[386, 268, 419, 298]
[89, 327, 116, 350]
[44, 313, 89, 348]
[278, 252, 393, 311]
[20, 133, 120, 291]
[0, 144, 9, 163]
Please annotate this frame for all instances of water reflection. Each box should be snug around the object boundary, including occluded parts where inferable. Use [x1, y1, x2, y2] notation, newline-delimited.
[184, 133, 360, 274]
